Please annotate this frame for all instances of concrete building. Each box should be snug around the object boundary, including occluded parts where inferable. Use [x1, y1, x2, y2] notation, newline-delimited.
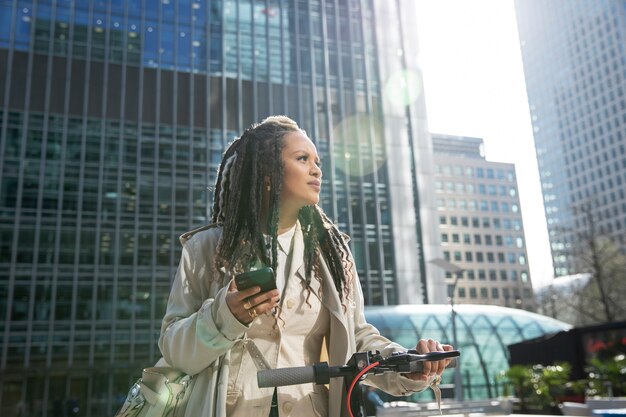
[0, 0, 444, 414]
[514, 0, 626, 277]
[432, 134, 535, 310]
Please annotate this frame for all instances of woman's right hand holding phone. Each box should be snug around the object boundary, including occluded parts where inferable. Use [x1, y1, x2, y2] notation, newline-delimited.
[226, 280, 280, 325]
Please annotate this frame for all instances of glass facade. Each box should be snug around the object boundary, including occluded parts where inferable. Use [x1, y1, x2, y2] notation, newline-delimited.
[365, 304, 571, 401]
[514, 0, 626, 276]
[1, 0, 439, 414]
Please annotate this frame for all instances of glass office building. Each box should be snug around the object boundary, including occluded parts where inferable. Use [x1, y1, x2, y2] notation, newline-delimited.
[0, 0, 446, 414]
[514, 0, 626, 276]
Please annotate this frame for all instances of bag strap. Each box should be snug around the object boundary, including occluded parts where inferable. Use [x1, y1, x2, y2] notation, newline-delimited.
[243, 338, 271, 370]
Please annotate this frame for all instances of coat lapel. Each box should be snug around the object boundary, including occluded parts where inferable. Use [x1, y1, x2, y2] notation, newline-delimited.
[292, 226, 343, 321]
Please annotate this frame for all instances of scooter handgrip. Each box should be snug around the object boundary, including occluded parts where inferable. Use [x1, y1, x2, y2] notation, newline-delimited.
[257, 366, 316, 388]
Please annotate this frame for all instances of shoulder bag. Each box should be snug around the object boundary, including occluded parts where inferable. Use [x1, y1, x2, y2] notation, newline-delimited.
[114, 365, 195, 417]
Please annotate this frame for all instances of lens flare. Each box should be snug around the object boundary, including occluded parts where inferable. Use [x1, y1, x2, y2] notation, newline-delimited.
[331, 114, 385, 177]
[383, 69, 423, 109]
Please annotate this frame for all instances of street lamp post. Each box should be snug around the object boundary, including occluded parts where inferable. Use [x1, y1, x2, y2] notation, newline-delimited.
[448, 270, 464, 402]
[429, 258, 465, 402]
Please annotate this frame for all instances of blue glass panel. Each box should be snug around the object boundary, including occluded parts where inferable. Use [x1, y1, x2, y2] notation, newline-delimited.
[14, 2, 33, 50]
[177, 25, 191, 69]
[160, 22, 175, 67]
[0, 4, 13, 48]
[144, 21, 159, 67]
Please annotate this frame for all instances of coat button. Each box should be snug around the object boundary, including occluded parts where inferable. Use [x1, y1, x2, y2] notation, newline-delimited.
[286, 299, 295, 309]
[283, 401, 293, 413]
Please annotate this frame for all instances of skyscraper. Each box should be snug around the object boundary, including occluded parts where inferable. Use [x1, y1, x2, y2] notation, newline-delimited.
[432, 133, 535, 311]
[514, 0, 626, 276]
[0, 0, 442, 414]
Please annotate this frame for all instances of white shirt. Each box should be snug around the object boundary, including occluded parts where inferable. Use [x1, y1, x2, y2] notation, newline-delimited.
[275, 223, 296, 292]
[227, 222, 330, 417]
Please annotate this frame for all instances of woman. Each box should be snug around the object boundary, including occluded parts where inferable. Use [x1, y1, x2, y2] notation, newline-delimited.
[159, 116, 453, 417]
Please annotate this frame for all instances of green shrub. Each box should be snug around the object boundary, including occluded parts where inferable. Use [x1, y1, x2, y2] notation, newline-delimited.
[585, 354, 626, 397]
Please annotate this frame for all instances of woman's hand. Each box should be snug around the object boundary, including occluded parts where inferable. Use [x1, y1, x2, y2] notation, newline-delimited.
[225, 280, 280, 325]
[404, 339, 454, 382]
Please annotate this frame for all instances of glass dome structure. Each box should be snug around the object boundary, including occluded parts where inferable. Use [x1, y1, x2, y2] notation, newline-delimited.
[364, 304, 571, 400]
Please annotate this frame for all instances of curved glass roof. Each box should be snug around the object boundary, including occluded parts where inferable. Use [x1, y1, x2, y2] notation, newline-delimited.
[364, 304, 571, 401]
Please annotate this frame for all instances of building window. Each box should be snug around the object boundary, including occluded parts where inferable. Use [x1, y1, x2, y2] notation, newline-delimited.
[521, 271, 529, 282]
[508, 253, 516, 264]
[492, 288, 500, 298]
[469, 288, 477, 298]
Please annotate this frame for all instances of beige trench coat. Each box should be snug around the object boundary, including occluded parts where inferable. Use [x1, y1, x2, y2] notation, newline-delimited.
[159, 225, 429, 417]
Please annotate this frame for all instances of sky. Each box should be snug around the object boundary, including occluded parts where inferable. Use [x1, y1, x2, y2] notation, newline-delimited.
[413, 0, 554, 288]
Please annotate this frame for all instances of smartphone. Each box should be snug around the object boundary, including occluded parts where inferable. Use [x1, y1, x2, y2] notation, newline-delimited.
[235, 267, 277, 292]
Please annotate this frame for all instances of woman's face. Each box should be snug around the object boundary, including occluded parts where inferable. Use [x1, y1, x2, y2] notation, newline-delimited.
[279, 131, 322, 213]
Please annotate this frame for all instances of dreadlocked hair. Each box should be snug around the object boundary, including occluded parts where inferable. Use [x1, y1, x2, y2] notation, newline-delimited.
[299, 205, 355, 306]
[210, 115, 354, 307]
[211, 115, 300, 278]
